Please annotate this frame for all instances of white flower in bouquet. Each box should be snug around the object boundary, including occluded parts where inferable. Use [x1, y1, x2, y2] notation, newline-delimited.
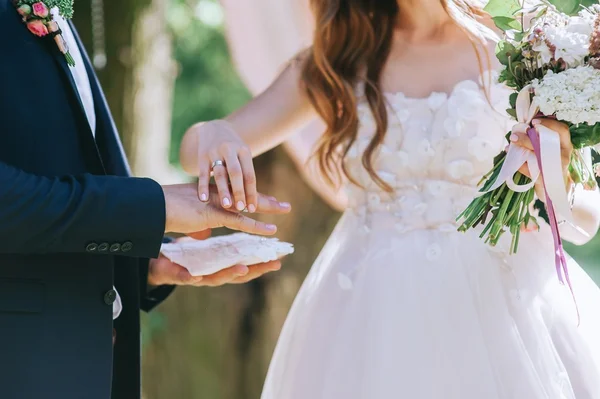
[555, 20, 593, 65]
[532, 66, 600, 125]
[531, 41, 553, 64]
[580, 5, 600, 24]
[531, 9, 595, 67]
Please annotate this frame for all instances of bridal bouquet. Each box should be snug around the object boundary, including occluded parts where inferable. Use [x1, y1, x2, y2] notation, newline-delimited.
[457, 0, 600, 284]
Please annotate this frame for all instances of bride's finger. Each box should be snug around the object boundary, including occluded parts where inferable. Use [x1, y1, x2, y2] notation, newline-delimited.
[518, 163, 532, 178]
[197, 155, 211, 202]
[211, 155, 233, 208]
[206, 187, 290, 214]
[238, 147, 258, 213]
[224, 151, 246, 211]
[510, 132, 534, 151]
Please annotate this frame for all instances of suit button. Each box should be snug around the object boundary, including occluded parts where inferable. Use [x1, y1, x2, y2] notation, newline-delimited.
[109, 243, 121, 253]
[121, 242, 133, 253]
[104, 289, 117, 305]
[98, 243, 109, 252]
[86, 243, 98, 252]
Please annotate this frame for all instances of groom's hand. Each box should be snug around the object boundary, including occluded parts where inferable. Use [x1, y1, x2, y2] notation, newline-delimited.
[162, 183, 290, 235]
[148, 257, 282, 287]
[148, 234, 282, 287]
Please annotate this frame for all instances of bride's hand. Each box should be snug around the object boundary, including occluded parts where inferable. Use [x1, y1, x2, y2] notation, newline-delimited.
[189, 120, 258, 212]
[509, 118, 573, 200]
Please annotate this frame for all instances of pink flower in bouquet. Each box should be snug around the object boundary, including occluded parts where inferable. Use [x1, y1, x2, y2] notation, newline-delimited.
[17, 4, 32, 17]
[32, 2, 49, 18]
[590, 14, 600, 56]
[594, 163, 600, 178]
[27, 20, 48, 37]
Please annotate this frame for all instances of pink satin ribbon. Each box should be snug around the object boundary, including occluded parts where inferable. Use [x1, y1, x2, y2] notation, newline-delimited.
[527, 127, 579, 322]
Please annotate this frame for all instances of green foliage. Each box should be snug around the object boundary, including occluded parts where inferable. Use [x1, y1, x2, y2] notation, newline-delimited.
[551, 0, 583, 14]
[484, 0, 521, 19]
[495, 41, 518, 66]
[492, 16, 523, 31]
[570, 122, 600, 149]
[168, 0, 251, 164]
[485, 0, 599, 33]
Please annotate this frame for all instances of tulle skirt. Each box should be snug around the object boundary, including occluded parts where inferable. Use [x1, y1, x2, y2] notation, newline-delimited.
[262, 210, 600, 399]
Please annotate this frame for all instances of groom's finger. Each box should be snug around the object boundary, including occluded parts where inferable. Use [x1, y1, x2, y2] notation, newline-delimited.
[197, 264, 249, 287]
[230, 261, 282, 284]
[255, 194, 292, 214]
[187, 229, 212, 240]
[149, 257, 203, 286]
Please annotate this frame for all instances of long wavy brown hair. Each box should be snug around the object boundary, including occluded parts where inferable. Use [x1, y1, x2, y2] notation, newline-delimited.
[302, 0, 489, 191]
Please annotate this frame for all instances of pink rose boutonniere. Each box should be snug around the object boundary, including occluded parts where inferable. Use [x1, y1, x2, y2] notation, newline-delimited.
[26, 19, 48, 37]
[13, 0, 76, 66]
[32, 2, 50, 18]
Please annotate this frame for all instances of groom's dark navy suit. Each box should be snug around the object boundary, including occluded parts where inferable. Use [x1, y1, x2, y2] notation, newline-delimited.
[0, 2, 174, 398]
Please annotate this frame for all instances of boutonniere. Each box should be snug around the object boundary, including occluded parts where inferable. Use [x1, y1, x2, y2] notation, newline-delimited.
[14, 0, 75, 66]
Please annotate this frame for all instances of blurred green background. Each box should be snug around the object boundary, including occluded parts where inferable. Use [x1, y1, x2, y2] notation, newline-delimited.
[72, 0, 600, 398]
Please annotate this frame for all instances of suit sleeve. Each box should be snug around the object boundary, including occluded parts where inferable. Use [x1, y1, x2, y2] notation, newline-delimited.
[140, 279, 176, 312]
[139, 237, 176, 312]
[0, 161, 166, 258]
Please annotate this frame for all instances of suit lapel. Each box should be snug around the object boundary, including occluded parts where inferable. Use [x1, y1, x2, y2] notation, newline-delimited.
[47, 38, 88, 131]
[44, 26, 107, 174]
[68, 21, 132, 177]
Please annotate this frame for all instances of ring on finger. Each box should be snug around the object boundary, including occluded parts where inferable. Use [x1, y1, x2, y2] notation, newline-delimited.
[211, 160, 225, 170]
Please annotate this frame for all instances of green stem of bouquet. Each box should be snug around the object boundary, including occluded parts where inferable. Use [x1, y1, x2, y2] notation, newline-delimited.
[457, 170, 535, 254]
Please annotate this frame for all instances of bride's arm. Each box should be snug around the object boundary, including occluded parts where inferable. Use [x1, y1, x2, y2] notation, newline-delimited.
[180, 60, 313, 172]
[180, 58, 348, 211]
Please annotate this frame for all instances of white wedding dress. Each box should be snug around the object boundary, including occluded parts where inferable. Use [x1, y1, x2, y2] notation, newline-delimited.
[261, 74, 600, 399]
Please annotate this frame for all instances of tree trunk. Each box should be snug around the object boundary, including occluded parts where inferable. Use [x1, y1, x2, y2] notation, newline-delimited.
[74, 0, 180, 182]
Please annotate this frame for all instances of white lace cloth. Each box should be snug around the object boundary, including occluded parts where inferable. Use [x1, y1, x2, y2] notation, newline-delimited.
[262, 72, 600, 399]
[160, 234, 294, 276]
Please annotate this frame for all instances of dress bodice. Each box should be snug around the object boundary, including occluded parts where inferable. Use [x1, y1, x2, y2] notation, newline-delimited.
[345, 72, 514, 232]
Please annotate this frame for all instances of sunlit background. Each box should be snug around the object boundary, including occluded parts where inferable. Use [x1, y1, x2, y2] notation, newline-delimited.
[70, 0, 600, 397]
